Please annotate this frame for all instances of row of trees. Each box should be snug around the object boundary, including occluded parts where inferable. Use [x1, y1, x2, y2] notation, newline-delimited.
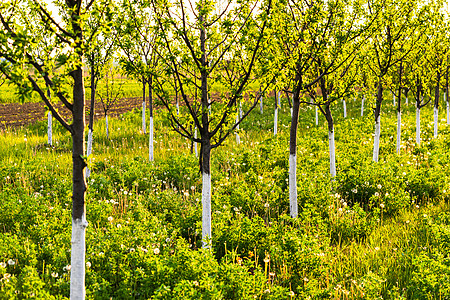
[1, 0, 449, 298]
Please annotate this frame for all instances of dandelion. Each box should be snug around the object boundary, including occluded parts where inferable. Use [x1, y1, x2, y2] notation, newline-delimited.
[7, 259, 15, 266]
[153, 248, 160, 255]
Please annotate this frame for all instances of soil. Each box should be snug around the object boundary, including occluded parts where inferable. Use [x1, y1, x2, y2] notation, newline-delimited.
[0, 97, 144, 130]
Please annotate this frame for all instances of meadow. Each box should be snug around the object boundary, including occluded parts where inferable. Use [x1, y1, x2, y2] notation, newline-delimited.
[1, 94, 450, 299]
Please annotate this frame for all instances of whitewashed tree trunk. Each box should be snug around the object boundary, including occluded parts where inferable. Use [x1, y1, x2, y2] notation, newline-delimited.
[235, 107, 240, 144]
[70, 215, 88, 299]
[289, 154, 297, 218]
[315, 106, 318, 125]
[277, 91, 281, 108]
[434, 106, 438, 138]
[260, 94, 263, 114]
[176, 101, 180, 116]
[372, 115, 381, 162]
[329, 129, 336, 177]
[406, 96, 408, 105]
[149, 116, 154, 161]
[274, 106, 278, 135]
[343, 100, 347, 118]
[105, 114, 109, 139]
[416, 106, 421, 146]
[194, 127, 198, 157]
[393, 92, 396, 106]
[361, 96, 365, 116]
[85, 129, 93, 178]
[446, 92, 449, 125]
[142, 101, 146, 134]
[202, 172, 211, 247]
[396, 111, 401, 154]
[47, 111, 52, 146]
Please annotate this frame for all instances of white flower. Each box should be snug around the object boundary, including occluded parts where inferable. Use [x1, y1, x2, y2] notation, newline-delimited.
[86, 262, 91, 268]
[374, 192, 380, 197]
[338, 208, 343, 213]
[377, 184, 382, 189]
[351, 188, 358, 193]
[374, 247, 380, 251]
[416, 205, 419, 209]
[380, 203, 385, 209]
[334, 193, 340, 199]
[129, 248, 136, 253]
[193, 280, 199, 286]
[153, 248, 160, 255]
[51, 272, 58, 278]
[7, 259, 15, 266]
[264, 203, 270, 208]
[289, 291, 295, 296]
[0, 262, 6, 268]
[107, 216, 113, 222]
[117, 224, 122, 228]
[63, 265, 71, 271]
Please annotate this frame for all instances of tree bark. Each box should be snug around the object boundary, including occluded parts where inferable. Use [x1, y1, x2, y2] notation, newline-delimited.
[149, 77, 154, 161]
[361, 95, 365, 117]
[70, 65, 87, 300]
[86, 67, 96, 178]
[434, 72, 440, 138]
[273, 91, 278, 135]
[372, 82, 383, 162]
[142, 78, 146, 134]
[289, 90, 300, 218]
[47, 86, 52, 146]
[324, 105, 336, 177]
[343, 99, 347, 118]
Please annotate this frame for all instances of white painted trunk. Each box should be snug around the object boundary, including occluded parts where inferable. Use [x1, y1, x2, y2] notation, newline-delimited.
[361, 96, 365, 117]
[274, 107, 278, 136]
[372, 115, 380, 162]
[416, 107, 421, 146]
[105, 115, 109, 139]
[396, 111, 401, 154]
[446, 92, 449, 125]
[142, 102, 146, 134]
[176, 101, 180, 116]
[289, 154, 297, 218]
[201, 172, 211, 248]
[47, 111, 52, 145]
[260, 95, 263, 114]
[149, 117, 154, 161]
[194, 128, 198, 157]
[343, 100, 347, 118]
[406, 96, 408, 105]
[239, 102, 243, 119]
[85, 129, 93, 179]
[235, 110, 240, 144]
[329, 130, 336, 177]
[315, 106, 318, 126]
[434, 106, 438, 138]
[393, 92, 396, 106]
[290, 107, 293, 117]
[70, 215, 88, 300]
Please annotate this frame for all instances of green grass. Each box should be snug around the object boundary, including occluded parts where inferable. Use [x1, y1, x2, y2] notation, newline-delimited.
[1, 92, 450, 299]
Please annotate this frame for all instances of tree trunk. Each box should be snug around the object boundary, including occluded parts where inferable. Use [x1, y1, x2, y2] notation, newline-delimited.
[289, 91, 300, 218]
[259, 88, 263, 114]
[325, 105, 336, 177]
[86, 69, 96, 179]
[194, 127, 198, 157]
[446, 91, 449, 125]
[70, 66, 87, 300]
[201, 141, 211, 247]
[343, 99, 347, 118]
[416, 105, 421, 146]
[142, 79, 146, 134]
[393, 91, 396, 106]
[235, 104, 240, 144]
[372, 82, 383, 162]
[361, 95, 365, 116]
[149, 78, 154, 161]
[396, 110, 401, 154]
[46, 85, 52, 145]
[105, 113, 109, 139]
[434, 73, 440, 138]
[277, 90, 281, 108]
[274, 92, 278, 136]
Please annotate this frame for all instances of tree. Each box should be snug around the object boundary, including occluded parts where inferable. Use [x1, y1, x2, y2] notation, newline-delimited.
[118, 0, 159, 161]
[152, 0, 272, 247]
[0, 0, 109, 297]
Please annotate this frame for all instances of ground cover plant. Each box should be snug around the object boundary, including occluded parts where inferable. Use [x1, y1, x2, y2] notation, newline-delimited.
[1, 92, 450, 299]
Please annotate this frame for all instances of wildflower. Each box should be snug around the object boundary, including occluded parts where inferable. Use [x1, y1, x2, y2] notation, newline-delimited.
[107, 216, 113, 222]
[338, 208, 343, 213]
[117, 224, 122, 228]
[264, 289, 270, 293]
[63, 265, 71, 271]
[129, 248, 136, 253]
[153, 248, 160, 255]
[416, 205, 419, 209]
[377, 184, 382, 189]
[264, 203, 270, 208]
[193, 280, 199, 286]
[7, 259, 15, 266]
[402, 172, 406, 176]
[289, 291, 295, 297]
[303, 277, 309, 282]
[380, 203, 385, 209]
[86, 262, 91, 268]
[351, 188, 358, 193]
[263, 255, 270, 263]
[374, 247, 380, 251]
[334, 193, 340, 199]
[269, 272, 275, 277]
[385, 192, 389, 197]
[51, 272, 58, 278]
[374, 192, 380, 197]
[343, 202, 347, 207]
[236, 257, 243, 265]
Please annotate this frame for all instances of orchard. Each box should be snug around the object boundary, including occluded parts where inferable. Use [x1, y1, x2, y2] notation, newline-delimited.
[1, 0, 450, 299]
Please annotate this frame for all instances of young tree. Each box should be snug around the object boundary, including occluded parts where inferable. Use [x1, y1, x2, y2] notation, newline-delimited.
[118, 0, 159, 161]
[0, 0, 110, 297]
[152, 0, 271, 247]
